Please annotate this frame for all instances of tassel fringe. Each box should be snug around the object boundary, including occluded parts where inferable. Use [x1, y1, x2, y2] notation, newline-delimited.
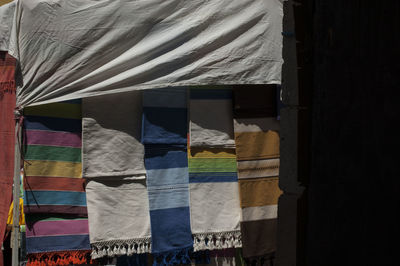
[91, 238, 151, 259]
[193, 230, 242, 252]
[27, 250, 93, 266]
[152, 246, 192, 266]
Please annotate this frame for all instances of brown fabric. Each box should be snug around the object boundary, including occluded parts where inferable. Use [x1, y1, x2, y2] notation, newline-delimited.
[0, 52, 15, 266]
[239, 177, 282, 208]
[241, 219, 277, 258]
[233, 85, 277, 118]
[22, 205, 88, 217]
[234, 131, 280, 161]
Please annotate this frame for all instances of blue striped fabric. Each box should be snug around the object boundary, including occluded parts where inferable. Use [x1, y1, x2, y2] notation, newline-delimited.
[24, 191, 87, 206]
[143, 88, 193, 266]
[24, 116, 82, 132]
[26, 234, 90, 253]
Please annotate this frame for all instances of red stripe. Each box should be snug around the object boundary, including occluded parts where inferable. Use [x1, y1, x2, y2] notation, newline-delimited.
[24, 176, 85, 192]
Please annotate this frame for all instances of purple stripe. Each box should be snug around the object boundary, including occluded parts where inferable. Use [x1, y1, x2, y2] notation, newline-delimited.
[26, 130, 81, 148]
[26, 219, 89, 237]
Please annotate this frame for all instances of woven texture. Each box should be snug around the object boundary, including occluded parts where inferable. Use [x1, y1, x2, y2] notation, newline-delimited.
[23, 100, 92, 265]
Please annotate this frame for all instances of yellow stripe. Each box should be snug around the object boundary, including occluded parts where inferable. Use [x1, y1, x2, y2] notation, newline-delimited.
[24, 103, 81, 119]
[0, 0, 13, 6]
[188, 147, 236, 159]
[24, 160, 82, 178]
[239, 177, 282, 208]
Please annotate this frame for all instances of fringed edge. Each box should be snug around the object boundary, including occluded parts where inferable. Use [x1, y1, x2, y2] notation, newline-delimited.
[193, 230, 242, 252]
[27, 250, 93, 266]
[90, 237, 151, 259]
[152, 246, 192, 266]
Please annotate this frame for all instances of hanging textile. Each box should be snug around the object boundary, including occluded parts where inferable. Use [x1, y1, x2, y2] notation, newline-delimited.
[10, 0, 283, 108]
[0, 52, 15, 266]
[188, 88, 241, 251]
[142, 88, 193, 265]
[0, 1, 15, 52]
[189, 88, 235, 148]
[82, 91, 151, 259]
[23, 100, 92, 265]
[232, 86, 282, 264]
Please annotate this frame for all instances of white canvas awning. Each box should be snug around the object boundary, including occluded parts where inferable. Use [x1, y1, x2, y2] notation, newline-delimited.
[9, 0, 283, 108]
[0, 1, 15, 51]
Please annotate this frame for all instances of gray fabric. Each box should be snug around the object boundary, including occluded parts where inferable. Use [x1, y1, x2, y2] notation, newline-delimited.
[83, 91, 146, 178]
[0, 1, 15, 51]
[190, 99, 235, 148]
[10, 0, 283, 107]
[86, 177, 151, 259]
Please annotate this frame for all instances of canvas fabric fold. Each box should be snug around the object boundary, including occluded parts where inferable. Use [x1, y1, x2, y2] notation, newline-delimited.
[22, 100, 92, 266]
[189, 88, 235, 149]
[142, 88, 193, 266]
[0, 1, 15, 52]
[10, 0, 283, 108]
[82, 91, 151, 259]
[82, 91, 146, 178]
[232, 88, 282, 261]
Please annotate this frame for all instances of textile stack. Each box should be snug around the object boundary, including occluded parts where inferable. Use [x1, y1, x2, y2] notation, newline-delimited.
[22, 101, 92, 265]
[233, 85, 282, 265]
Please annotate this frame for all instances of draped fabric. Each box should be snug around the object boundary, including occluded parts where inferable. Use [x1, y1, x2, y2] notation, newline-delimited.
[0, 52, 15, 266]
[23, 100, 92, 266]
[142, 88, 193, 265]
[9, 0, 283, 108]
[188, 88, 241, 252]
[82, 91, 151, 259]
[232, 86, 282, 264]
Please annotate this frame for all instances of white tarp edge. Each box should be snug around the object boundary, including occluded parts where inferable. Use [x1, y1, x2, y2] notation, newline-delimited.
[0, 1, 15, 51]
[9, 0, 283, 108]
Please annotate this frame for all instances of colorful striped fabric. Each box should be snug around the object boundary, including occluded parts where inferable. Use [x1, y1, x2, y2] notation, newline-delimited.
[142, 88, 193, 265]
[232, 86, 282, 265]
[188, 88, 242, 252]
[23, 100, 92, 265]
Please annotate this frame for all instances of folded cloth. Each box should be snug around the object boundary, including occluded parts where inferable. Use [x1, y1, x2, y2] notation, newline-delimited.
[232, 89, 282, 262]
[188, 147, 242, 252]
[23, 100, 92, 265]
[232, 85, 277, 118]
[143, 88, 193, 265]
[82, 91, 146, 178]
[189, 88, 235, 148]
[86, 177, 151, 259]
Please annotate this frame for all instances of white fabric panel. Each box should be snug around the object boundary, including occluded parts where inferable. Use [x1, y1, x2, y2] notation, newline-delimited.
[0, 1, 15, 51]
[9, 0, 283, 108]
[233, 117, 281, 133]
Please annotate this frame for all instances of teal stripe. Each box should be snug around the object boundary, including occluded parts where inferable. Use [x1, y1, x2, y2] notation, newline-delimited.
[24, 191, 86, 206]
[25, 145, 81, 162]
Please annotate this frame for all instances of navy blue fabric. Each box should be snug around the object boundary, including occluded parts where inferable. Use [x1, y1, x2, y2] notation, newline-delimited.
[24, 116, 82, 132]
[145, 149, 188, 170]
[26, 234, 90, 253]
[116, 254, 148, 266]
[189, 172, 238, 183]
[142, 107, 187, 145]
[149, 207, 193, 253]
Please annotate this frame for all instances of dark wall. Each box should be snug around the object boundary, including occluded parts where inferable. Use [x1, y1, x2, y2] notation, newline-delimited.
[307, 1, 399, 265]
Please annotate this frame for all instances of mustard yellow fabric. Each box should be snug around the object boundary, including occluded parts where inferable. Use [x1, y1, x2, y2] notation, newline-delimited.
[239, 177, 282, 208]
[234, 131, 280, 160]
[24, 160, 82, 178]
[7, 198, 25, 226]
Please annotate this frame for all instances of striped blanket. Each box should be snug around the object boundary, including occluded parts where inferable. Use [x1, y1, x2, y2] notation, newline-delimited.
[188, 88, 241, 252]
[142, 88, 193, 265]
[233, 86, 282, 264]
[23, 100, 92, 265]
